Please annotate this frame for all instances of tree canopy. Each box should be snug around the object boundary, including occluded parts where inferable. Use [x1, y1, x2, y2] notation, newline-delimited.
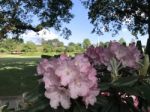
[83, 38, 91, 49]
[0, 0, 73, 39]
[82, 0, 149, 36]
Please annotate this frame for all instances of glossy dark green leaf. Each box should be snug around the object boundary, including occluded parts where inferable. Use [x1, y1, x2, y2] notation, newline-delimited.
[100, 83, 111, 91]
[136, 83, 150, 102]
[23, 97, 50, 112]
[112, 76, 138, 87]
[96, 95, 109, 106]
[101, 101, 114, 112]
[73, 101, 87, 112]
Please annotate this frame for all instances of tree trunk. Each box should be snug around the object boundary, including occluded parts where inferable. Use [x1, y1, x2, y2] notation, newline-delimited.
[145, 5, 150, 58]
[145, 35, 150, 56]
[136, 40, 143, 54]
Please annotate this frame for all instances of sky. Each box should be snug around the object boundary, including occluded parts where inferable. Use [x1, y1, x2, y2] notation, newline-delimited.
[21, 0, 148, 46]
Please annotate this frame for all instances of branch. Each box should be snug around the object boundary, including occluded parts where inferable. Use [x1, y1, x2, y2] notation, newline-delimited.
[15, 24, 43, 32]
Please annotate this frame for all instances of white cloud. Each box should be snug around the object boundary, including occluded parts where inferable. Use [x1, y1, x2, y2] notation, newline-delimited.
[20, 29, 59, 44]
[37, 29, 58, 40]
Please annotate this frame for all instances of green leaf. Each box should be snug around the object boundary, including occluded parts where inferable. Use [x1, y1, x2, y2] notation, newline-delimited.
[0, 105, 14, 112]
[96, 95, 109, 106]
[139, 54, 150, 76]
[136, 82, 150, 102]
[112, 76, 138, 87]
[23, 83, 45, 102]
[101, 101, 114, 112]
[24, 97, 50, 112]
[0, 105, 7, 112]
[73, 101, 87, 112]
[99, 83, 111, 91]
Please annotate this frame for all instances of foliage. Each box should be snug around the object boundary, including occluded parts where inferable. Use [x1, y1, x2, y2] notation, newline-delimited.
[42, 44, 53, 53]
[21, 42, 37, 52]
[83, 38, 91, 49]
[66, 43, 76, 52]
[81, 0, 149, 36]
[118, 38, 126, 45]
[42, 39, 65, 53]
[0, 105, 14, 112]
[0, 47, 8, 53]
[42, 39, 64, 47]
[66, 42, 83, 53]
[0, 39, 23, 52]
[0, 0, 73, 39]
[0, 38, 85, 55]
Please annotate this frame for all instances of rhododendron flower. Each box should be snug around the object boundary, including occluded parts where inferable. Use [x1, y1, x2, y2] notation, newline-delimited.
[85, 41, 141, 69]
[37, 54, 99, 109]
[43, 69, 60, 89]
[131, 95, 139, 109]
[86, 45, 98, 60]
[83, 86, 100, 107]
[101, 48, 113, 66]
[114, 45, 128, 60]
[59, 53, 70, 61]
[74, 54, 91, 73]
[45, 86, 71, 109]
[37, 59, 51, 75]
[55, 61, 78, 86]
[87, 68, 97, 86]
[69, 77, 90, 99]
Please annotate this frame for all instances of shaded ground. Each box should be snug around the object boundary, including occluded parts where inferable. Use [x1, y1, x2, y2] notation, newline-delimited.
[0, 58, 40, 96]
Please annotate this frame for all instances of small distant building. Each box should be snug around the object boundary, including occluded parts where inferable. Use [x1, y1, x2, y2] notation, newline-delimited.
[11, 51, 23, 55]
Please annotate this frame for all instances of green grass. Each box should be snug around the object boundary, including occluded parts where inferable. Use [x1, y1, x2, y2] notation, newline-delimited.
[0, 52, 79, 96]
[0, 58, 40, 96]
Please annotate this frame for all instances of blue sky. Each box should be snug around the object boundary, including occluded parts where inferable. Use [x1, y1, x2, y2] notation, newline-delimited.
[22, 0, 148, 45]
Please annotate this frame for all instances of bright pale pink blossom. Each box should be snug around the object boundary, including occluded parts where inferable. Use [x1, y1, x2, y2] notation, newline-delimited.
[83, 86, 100, 107]
[45, 86, 71, 109]
[87, 68, 97, 87]
[43, 69, 60, 89]
[37, 59, 51, 75]
[55, 61, 78, 86]
[74, 54, 91, 73]
[37, 54, 99, 109]
[69, 77, 90, 99]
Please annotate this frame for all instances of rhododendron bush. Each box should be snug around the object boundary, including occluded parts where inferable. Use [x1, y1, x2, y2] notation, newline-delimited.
[22, 42, 150, 112]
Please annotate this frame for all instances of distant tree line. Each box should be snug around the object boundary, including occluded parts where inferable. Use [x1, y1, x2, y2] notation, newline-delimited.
[0, 38, 92, 55]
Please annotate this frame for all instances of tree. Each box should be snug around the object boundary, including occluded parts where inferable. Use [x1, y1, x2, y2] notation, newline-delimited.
[75, 43, 83, 52]
[0, 38, 22, 52]
[81, 0, 150, 55]
[82, 38, 91, 49]
[42, 39, 65, 53]
[0, 0, 73, 39]
[66, 42, 76, 52]
[21, 42, 37, 52]
[42, 39, 64, 47]
[118, 38, 126, 45]
[42, 44, 53, 53]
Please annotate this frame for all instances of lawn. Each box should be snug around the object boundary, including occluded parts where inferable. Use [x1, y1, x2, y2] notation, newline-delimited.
[0, 57, 40, 96]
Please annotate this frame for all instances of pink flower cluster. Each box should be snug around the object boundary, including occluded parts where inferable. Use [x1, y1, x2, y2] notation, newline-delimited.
[37, 54, 99, 109]
[85, 42, 141, 69]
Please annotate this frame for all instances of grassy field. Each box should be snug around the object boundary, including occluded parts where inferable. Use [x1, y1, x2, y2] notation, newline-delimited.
[0, 57, 40, 96]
